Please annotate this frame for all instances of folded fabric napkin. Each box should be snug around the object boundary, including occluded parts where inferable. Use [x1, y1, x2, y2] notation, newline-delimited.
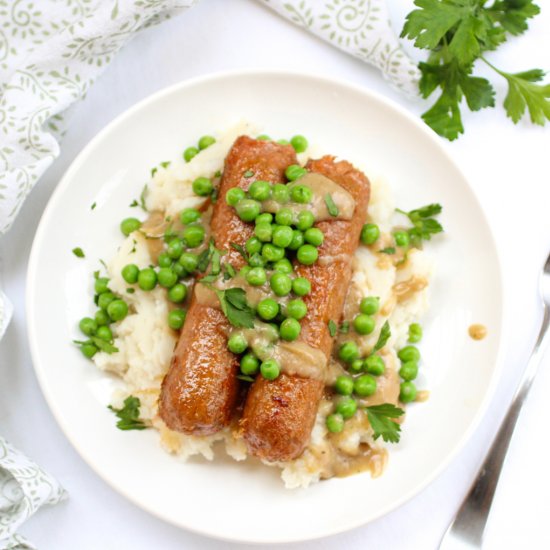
[0, 0, 418, 543]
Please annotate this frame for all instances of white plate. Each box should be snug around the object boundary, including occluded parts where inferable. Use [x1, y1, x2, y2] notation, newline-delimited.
[27, 71, 503, 544]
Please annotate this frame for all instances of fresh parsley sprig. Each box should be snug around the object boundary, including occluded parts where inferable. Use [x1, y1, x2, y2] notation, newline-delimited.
[108, 396, 148, 431]
[396, 203, 443, 247]
[401, 0, 548, 140]
[213, 287, 255, 328]
[365, 403, 404, 443]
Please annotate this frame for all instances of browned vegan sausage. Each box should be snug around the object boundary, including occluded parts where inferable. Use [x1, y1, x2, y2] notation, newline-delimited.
[241, 156, 370, 461]
[159, 137, 297, 435]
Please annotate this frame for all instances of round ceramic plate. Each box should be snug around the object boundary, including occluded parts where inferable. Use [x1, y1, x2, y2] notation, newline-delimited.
[27, 71, 503, 544]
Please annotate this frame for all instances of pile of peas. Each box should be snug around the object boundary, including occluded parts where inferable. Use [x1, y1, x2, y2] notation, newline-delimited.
[396, 323, 423, 403]
[119, 204, 216, 331]
[225, 158, 321, 383]
[256, 134, 308, 153]
[325, 296, 384, 433]
[76, 275, 129, 359]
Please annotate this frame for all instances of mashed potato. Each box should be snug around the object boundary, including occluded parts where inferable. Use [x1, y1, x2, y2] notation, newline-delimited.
[93, 125, 434, 488]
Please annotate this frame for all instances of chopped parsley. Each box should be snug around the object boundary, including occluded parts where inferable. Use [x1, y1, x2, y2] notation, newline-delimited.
[340, 320, 350, 334]
[72, 247, 85, 258]
[379, 247, 396, 255]
[236, 374, 255, 383]
[328, 319, 338, 337]
[160, 161, 171, 169]
[108, 396, 148, 431]
[90, 202, 96, 210]
[324, 193, 339, 217]
[214, 287, 255, 328]
[151, 167, 157, 177]
[139, 184, 148, 211]
[373, 321, 391, 353]
[129, 199, 139, 208]
[365, 403, 404, 443]
[230, 242, 249, 262]
[243, 170, 254, 178]
[223, 263, 236, 280]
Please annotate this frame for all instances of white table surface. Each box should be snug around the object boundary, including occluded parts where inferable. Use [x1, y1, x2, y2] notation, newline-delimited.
[1, 1, 550, 548]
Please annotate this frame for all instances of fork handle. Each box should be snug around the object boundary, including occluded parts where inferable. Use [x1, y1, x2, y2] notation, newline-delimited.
[440, 306, 550, 549]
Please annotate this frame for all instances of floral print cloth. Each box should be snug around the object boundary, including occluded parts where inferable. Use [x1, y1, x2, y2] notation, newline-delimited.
[0, 0, 417, 544]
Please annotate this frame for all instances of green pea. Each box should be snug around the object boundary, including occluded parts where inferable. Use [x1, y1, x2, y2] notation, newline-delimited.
[94, 309, 110, 326]
[334, 375, 354, 396]
[254, 222, 273, 243]
[249, 180, 272, 201]
[354, 374, 377, 397]
[248, 252, 265, 268]
[246, 267, 267, 286]
[179, 252, 198, 273]
[349, 358, 364, 374]
[261, 243, 285, 262]
[364, 354, 385, 376]
[157, 253, 172, 268]
[168, 283, 188, 303]
[121, 264, 139, 284]
[280, 318, 301, 341]
[240, 353, 259, 375]
[97, 292, 116, 311]
[304, 227, 324, 247]
[290, 135, 308, 153]
[183, 225, 205, 248]
[360, 223, 380, 245]
[270, 272, 292, 296]
[257, 134, 271, 141]
[180, 208, 201, 225]
[360, 296, 379, 315]
[239, 266, 252, 278]
[198, 135, 216, 150]
[157, 267, 178, 288]
[285, 164, 307, 181]
[272, 184, 290, 203]
[290, 185, 313, 204]
[94, 277, 110, 295]
[398, 345, 420, 363]
[228, 332, 248, 354]
[183, 146, 199, 162]
[120, 217, 141, 236]
[257, 298, 279, 321]
[272, 225, 293, 248]
[292, 277, 311, 296]
[255, 213, 273, 225]
[167, 239, 184, 259]
[173, 262, 186, 278]
[168, 308, 186, 330]
[339, 341, 359, 363]
[275, 208, 293, 226]
[79, 317, 97, 337]
[80, 343, 98, 359]
[286, 299, 307, 320]
[297, 244, 318, 265]
[296, 210, 315, 231]
[96, 325, 113, 342]
[408, 323, 423, 343]
[261, 359, 280, 380]
[394, 231, 410, 247]
[288, 229, 305, 250]
[273, 258, 293, 274]
[326, 413, 345, 433]
[235, 199, 261, 222]
[245, 236, 262, 255]
[353, 314, 375, 335]
[400, 381, 417, 403]
[138, 268, 157, 291]
[335, 396, 357, 419]
[107, 299, 128, 322]
[192, 177, 213, 197]
[226, 188, 246, 207]
[399, 361, 419, 381]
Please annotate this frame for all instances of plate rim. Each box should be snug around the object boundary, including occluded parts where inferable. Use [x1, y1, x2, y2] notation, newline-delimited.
[26, 68, 506, 544]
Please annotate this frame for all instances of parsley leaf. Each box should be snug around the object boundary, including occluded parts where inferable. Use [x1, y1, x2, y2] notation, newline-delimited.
[365, 403, 404, 443]
[230, 242, 249, 262]
[108, 396, 148, 431]
[243, 170, 254, 178]
[401, 0, 547, 139]
[91, 202, 96, 210]
[72, 247, 85, 258]
[140, 184, 148, 212]
[340, 320, 350, 334]
[373, 321, 391, 353]
[379, 247, 396, 255]
[197, 244, 213, 273]
[160, 161, 171, 169]
[90, 336, 118, 354]
[223, 263, 236, 280]
[328, 319, 338, 337]
[397, 203, 444, 245]
[237, 374, 255, 383]
[324, 194, 339, 217]
[214, 288, 255, 328]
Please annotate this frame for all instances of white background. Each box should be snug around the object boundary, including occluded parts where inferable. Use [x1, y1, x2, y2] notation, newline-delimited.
[1, 0, 549, 548]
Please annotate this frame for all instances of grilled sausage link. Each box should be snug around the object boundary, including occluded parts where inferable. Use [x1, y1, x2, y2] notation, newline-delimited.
[159, 137, 297, 435]
[241, 156, 370, 461]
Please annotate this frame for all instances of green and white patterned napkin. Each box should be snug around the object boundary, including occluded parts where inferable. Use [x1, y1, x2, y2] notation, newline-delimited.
[0, 0, 418, 543]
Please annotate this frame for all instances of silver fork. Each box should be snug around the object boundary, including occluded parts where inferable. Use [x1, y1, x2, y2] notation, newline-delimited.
[439, 251, 550, 549]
